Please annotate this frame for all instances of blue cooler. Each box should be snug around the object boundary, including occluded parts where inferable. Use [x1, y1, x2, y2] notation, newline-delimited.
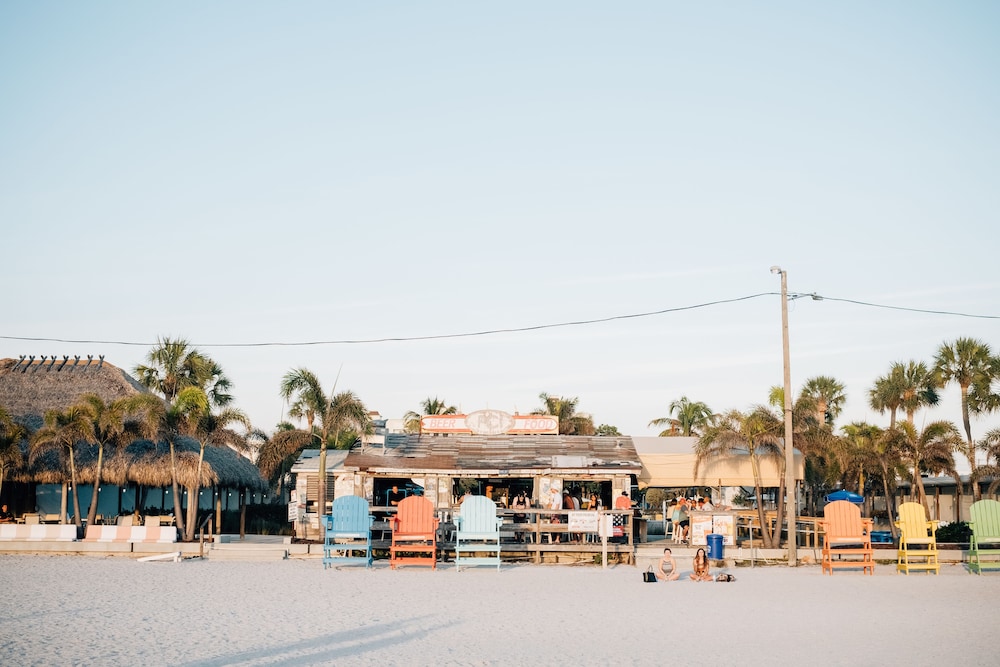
[706, 533, 724, 560]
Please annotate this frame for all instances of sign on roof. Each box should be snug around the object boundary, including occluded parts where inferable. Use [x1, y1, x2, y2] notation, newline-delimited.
[420, 410, 559, 435]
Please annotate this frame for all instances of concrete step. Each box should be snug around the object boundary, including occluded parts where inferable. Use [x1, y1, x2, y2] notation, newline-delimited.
[208, 542, 289, 561]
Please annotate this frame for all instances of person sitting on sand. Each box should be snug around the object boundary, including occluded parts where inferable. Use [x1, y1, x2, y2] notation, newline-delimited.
[690, 547, 712, 582]
[658, 547, 680, 581]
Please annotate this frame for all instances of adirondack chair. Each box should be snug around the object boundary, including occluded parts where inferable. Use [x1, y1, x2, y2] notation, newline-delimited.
[454, 495, 503, 572]
[968, 499, 1000, 575]
[323, 495, 374, 569]
[895, 502, 939, 574]
[819, 500, 874, 575]
[389, 495, 439, 569]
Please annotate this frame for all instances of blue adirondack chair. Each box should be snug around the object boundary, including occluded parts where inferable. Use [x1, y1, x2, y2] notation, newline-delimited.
[324, 495, 374, 569]
[454, 495, 503, 572]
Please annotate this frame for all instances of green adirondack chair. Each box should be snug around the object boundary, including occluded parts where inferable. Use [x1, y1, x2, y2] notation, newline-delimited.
[968, 499, 1000, 575]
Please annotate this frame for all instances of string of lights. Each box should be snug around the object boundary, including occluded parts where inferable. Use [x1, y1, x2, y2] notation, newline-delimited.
[0, 291, 996, 348]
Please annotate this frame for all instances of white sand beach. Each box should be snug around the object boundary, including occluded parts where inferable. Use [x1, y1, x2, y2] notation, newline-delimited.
[1, 555, 997, 666]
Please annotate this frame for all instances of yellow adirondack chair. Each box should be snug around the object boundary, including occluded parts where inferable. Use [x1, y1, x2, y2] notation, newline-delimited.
[895, 502, 939, 574]
[819, 500, 874, 575]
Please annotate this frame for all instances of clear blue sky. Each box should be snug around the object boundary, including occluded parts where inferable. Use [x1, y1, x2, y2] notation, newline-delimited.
[2, 3, 998, 461]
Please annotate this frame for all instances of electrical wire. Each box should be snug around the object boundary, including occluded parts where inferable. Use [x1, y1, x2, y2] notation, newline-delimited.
[0, 291, 996, 349]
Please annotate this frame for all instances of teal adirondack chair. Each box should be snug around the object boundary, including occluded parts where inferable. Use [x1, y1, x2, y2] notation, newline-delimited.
[454, 495, 503, 572]
[324, 495, 374, 569]
[968, 499, 1000, 575]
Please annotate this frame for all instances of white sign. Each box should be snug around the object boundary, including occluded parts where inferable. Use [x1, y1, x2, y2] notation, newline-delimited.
[568, 511, 599, 533]
[287, 502, 299, 522]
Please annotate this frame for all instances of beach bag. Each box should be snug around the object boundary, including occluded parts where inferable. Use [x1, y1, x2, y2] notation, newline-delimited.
[643, 566, 657, 583]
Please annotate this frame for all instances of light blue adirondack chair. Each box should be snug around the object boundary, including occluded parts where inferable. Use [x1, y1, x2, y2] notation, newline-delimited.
[324, 495, 374, 569]
[454, 495, 503, 572]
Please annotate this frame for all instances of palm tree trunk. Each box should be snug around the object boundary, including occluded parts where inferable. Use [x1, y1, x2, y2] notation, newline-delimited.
[186, 445, 206, 541]
[317, 442, 328, 524]
[167, 440, 185, 538]
[69, 448, 82, 528]
[86, 444, 104, 527]
[60, 482, 68, 523]
[880, 467, 897, 540]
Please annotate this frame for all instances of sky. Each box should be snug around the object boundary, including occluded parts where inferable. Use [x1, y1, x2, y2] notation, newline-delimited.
[2, 2, 999, 462]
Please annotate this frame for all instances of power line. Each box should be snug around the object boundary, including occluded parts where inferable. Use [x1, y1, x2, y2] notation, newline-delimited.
[0, 291, 996, 349]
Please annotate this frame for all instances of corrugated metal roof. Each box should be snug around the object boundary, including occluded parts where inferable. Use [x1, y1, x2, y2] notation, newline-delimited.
[343, 434, 641, 473]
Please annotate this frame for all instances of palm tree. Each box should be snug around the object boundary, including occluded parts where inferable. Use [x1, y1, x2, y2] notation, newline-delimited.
[533, 393, 595, 436]
[897, 361, 941, 425]
[254, 422, 299, 498]
[870, 361, 939, 429]
[648, 396, 716, 437]
[935, 338, 994, 500]
[886, 421, 962, 517]
[869, 369, 904, 430]
[976, 428, 1000, 496]
[150, 386, 210, 538]
[31, 405, 93, 527]
[280, 368, 370, 517]
[134, 336, 233, 407]
[800, 376, 846, 428]
[78, 393, 162, 528]
[403, 397, 459, 434]
[175, 398, 251, 541]
[0, 406, 27, 502]
[696, 406, 786, 548]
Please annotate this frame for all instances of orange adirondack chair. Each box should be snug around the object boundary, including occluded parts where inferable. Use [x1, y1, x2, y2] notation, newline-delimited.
[819, 500, 874, 575]
[895, 502, 939, 574]
[389, 495, 439, 569]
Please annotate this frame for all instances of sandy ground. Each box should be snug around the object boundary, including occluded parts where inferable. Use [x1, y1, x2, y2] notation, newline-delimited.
[1, 554, 997, 666]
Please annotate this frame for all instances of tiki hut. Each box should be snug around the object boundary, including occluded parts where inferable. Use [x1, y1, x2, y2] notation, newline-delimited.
[0, 356, 266, 519]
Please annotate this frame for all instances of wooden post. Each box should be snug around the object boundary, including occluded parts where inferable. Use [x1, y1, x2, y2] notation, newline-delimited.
[239, 488, 246, 539]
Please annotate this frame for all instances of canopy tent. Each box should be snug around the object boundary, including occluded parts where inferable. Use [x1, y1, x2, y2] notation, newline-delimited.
[825, 489, 864, 504]
[633, 437, 804, 489]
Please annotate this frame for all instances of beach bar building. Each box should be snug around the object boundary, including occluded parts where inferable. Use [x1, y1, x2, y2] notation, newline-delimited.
[289, 410, 643, 558]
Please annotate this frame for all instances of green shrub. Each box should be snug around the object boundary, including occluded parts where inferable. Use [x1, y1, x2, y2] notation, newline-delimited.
[935, 521, 971, 544]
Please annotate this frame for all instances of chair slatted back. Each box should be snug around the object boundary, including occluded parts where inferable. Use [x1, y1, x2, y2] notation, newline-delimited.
[329, 495, 373, 535]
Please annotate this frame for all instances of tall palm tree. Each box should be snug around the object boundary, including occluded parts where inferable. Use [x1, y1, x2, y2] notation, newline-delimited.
[934, 338, 994, 500]
[78, 393, 162, 528]
[886, 421, 962, 517]
[696, 406, 786, 548]
[533, 393, 594, 436]
[648, 396, 716, 437]
[800, 376, 846, 428]
[0, 406, 27, 503]
[403, 397, 459, 434]
[280, 369, 370, 516]
[134, 336, 233, 407]
[31, 405, 93, 527]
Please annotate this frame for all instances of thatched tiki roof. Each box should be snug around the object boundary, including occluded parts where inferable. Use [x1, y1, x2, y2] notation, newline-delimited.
[1, 356, 266, 491]
[0, 356, 150, 429]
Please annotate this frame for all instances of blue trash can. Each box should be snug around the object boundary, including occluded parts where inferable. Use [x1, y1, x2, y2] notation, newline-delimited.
[706, 533, 724, 560]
